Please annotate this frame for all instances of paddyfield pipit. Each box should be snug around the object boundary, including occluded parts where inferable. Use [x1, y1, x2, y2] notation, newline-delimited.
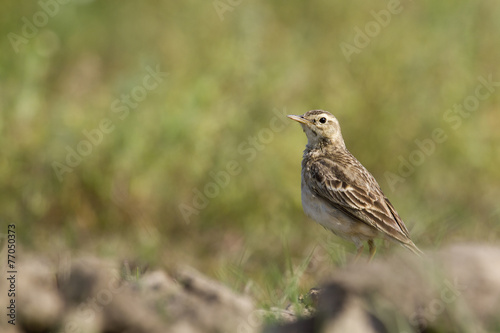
[288, 110, 422, 260]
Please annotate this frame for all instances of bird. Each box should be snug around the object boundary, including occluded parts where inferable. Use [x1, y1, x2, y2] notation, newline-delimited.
[287, 110, 422, 260]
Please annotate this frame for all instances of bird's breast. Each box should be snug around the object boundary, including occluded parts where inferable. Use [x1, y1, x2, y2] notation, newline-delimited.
[300, 176, 378, 241]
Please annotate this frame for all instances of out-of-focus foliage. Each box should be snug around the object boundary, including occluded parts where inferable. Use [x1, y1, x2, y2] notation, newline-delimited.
[1, 0, 499, 304]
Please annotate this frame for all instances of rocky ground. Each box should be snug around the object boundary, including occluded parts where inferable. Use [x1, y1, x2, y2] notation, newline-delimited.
[1, 244, 500, 333]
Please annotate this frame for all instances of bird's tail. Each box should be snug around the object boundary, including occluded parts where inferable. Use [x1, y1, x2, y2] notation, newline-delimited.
[402, 241, 424, 257]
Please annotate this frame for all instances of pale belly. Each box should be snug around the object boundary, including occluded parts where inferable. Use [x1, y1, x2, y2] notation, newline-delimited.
[301, 179, 379, 245]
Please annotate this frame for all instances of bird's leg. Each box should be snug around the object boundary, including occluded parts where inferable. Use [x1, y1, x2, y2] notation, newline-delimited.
[368, 240, 376, 262]
[354, 244, 364, 262]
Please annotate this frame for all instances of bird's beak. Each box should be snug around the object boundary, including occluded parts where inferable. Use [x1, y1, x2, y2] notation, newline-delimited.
[287, 114, 309, 125]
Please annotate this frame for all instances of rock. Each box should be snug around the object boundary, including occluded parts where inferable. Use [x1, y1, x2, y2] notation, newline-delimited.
[17, 257, 65, 332]
[170, 265, 256, 333]
[264, 283, 387, 333]
[265, 243, 500, 333]
[9, 255, 256, 333]
[57, 256, 165, 333]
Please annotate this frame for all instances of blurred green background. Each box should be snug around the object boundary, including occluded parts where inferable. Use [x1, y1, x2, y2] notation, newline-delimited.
[1, 0, 500, 306]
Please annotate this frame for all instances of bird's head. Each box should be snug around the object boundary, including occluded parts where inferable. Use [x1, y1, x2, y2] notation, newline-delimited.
[287, 110, 345, 149]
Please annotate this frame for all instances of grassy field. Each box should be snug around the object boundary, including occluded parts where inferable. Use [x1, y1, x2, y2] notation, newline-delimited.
[1, 0, 500, 310]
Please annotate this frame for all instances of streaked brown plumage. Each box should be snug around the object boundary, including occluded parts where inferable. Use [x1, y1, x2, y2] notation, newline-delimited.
[288, 110, 422, 260]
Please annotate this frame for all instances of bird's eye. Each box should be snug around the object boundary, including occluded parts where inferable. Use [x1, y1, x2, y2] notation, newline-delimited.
[319, 117, 327, 124]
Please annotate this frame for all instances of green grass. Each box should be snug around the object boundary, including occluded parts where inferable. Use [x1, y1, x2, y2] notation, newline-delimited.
[1, 0, 500, 315]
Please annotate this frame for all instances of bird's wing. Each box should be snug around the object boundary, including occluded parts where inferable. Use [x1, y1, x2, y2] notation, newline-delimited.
[305, 157, 412, 243]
